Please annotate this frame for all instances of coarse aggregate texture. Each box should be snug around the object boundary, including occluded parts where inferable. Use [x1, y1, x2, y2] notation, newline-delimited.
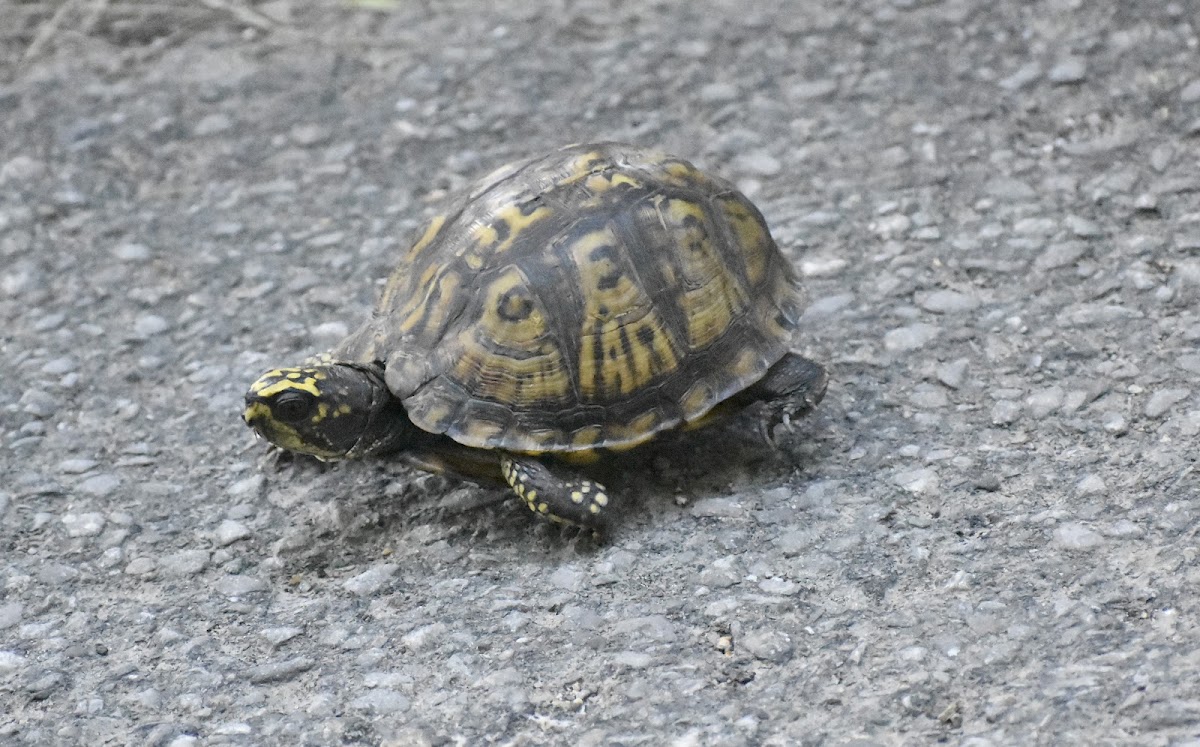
[2, 0, 1199, 745]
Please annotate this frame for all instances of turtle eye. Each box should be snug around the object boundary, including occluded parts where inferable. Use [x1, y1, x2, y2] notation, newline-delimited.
[272, 390, 316, 423]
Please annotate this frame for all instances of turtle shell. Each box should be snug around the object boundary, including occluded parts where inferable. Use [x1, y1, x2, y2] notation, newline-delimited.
[334, 142, 803, 454]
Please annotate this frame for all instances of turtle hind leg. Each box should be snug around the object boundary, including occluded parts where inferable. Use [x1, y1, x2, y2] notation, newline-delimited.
[740, 353, 828, 443]
[499, 453, 611, 532]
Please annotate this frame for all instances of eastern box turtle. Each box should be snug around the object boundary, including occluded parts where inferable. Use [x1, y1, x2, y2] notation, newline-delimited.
[243, 142, 827, 531]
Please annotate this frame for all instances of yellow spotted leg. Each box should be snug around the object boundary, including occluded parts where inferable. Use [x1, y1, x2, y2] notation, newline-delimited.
[499, 453, 611, 532]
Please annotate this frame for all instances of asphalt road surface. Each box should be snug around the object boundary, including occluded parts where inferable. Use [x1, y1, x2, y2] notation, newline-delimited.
[2, 1, 1199, 744]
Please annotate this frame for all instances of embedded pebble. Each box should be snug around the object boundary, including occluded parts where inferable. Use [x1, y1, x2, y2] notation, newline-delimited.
[246, 657, 315, 684]
[1100, 411, 1128, 435]
[690, 497, 745, 518]
[1034, 242, 1087, 271]
[1014, 217, 1057, 237]
[214, 519, 251, 547]
[1181, 79, 1200, 104]
[402, 623, 447, 651]
[1145, 389, 1190, 418]
[800, 257, 849, 277]
[37, 563, 79, 585]
[0, 651, 27, 673]
[884, 323, 939, 352]
[917, 289, 980, 314]
[985, 177, 1036, 200]
[228, 475, 265, 500]
[76, 474, 120, 498]
[193, 113, 233, 136]
[613, 651, 654, 668]
[1025, 387, 1064, 419]
[741, 629, 794, 664]
[1065, 215, 1103, 237]
[261, 626, 304, 647]
[613, 615, 677, 642]
[124, 558, 156, 576]
[342, 564, 398, 596]
[290, 124, 331, 147]
[0, 602, 21, 630]
[893, 467, 939, 495]
[1177, 354, 1200, 375]
[937, 359, 970, 389]
[1053, 523, 1104, 550]
[112, 243, 152, 261]
[758, 577, 799, 595]
[1076, 474, 1107, 495]
[133, 314, 171, 338]
[1048, 57, 1087, 84]
[733, 150, 781, 176]
[802, 293, 854, 318]
[214, 575, 266, 596]
[991, 400, 1022, 425]
[549, 565, 586, 591]
[61, 512, 105, 537]
[58, 458, 98, 474]
[350, 690, 411, 713]
[159, 550, 210, 577]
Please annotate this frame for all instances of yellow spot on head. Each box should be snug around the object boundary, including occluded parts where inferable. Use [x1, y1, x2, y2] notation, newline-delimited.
[570, 490, 584, 504]
[594, 492, 609, 507]
[538, 503, 549, 514]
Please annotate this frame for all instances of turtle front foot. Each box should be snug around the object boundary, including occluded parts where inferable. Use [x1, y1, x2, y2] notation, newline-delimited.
[500, 453, 610, 533]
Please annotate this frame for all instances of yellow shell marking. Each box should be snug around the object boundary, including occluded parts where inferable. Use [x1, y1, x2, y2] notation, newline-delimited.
[571, 228, 680, 398]
[717, 196, 770, 285]
[558, 150, 608, 185]
[452, 266, 571, 405]
[472, 204, 554, 254]
[404, 215, 447, 262]
[398, 270, 462, 335]
[656, 198, 748, 350]
[584, 172, 641, 194]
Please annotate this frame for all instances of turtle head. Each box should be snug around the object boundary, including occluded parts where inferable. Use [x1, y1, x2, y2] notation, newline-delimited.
[243, 363, 416, 460]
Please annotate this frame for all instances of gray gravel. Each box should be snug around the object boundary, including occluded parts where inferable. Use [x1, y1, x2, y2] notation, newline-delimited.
[2, 0, 1200, 745]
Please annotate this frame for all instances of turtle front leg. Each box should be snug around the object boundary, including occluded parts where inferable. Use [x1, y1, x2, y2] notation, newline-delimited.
[499, 453, 610, 531]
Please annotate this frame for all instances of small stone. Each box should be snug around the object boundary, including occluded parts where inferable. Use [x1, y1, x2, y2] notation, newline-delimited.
[872, 213, 911, 238]
[1053, 523, 1104, 550]
[998, 63, 1041, 91]
[0, 602, 22, 630]
[159, 550, 210, 577]
[193, 113, 233, 136]
[1025, 386, 1064, 419]
[0, 651, 27, 673]
[37, 563, 79, 585]
[310, 321, 349, 346]
[699, 82, 739, 103]
[734, 150, 781, 177]
[342, 564, 398, 596]
[884, 323, 939, 352]
[112, 243, 152, 262]
[937, 358, 970, 389]
[57, 458, 96, 477]
[613, 651, 654, 668]
[1065, 215, 1103, 237]
[227, 475, 264, 500]
[77, 473, 120, 498]
[802, 293, 854, 318]
[800, 257, 849, 277]
[133, 314, 171, 338]
[214, 575, 266, 596]
[741, 629, 794, 664]
[246, 657, 315, 684]
[789, 79, 838, 99]
[893, 467, 939, 495]
[1013, 217, 1057, 236]
[1145, 389, 1190, 418]
[1134, 193, 1159, 212]
[350, 690, 411, 713]
[1100, 411, 1128, 435]
[917, 289, 980, 314]
[690, 497, 744, 518]
[549, 566, 585, 591]
[990, 400, 1022, 425]
[61, 513, 105, 537]
[166, 737, 199, 747]
[124, 558, 156, 576]
[289, 124, 331, 147]
[41, 357, 75, 375]
[214, 520, 251, 547]
[1034, 242, 1087, 271]
[1048, 57, 1087, 84]
[758, 577, 798, 595]
[261, 626, 304, 647]
[1180, 79, 1200, 104]
[402, 623, 447, 651]
[1076, 474, 1107, 495]
[985, 176, 1037, 200]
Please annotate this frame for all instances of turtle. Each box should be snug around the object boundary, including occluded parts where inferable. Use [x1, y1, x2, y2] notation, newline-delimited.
[243, 142, 827, 531]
